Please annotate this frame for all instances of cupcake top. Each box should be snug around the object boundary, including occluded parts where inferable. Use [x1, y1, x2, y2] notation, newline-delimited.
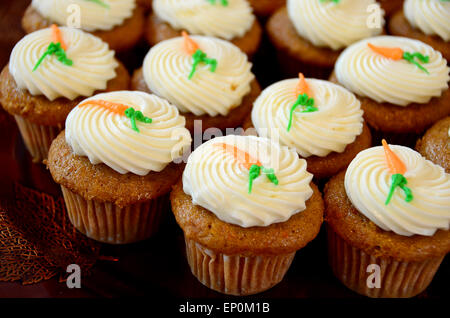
[143, 34, 254, 116]
[345, 141, 450, 237]
[31, 0, 136, 32]
[251, 75, 364, 158]
[182, 135, 314, 228]
[65, 91, 192, 176]
[286, 0, 384, 50]
[9, 26, 118, 101]
[152, 0, 254, 40]
[404, 0, 450, 42]
[335, 36, 450, 106]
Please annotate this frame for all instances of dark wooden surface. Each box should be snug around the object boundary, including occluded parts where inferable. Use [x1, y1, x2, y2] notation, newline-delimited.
[0, 0, 448, 299]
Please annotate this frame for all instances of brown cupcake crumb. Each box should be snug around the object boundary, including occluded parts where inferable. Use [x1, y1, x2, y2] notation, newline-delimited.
[416, 116, 450, 173]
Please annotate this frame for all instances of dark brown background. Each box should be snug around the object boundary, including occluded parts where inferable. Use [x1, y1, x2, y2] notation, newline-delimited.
[0, 0, 448, 298]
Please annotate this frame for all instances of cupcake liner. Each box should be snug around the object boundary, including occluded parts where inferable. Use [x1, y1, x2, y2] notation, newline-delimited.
[14, 115, 62, 163]
[184, 237, 296, 296]
[327, 226, 445, 298]
[275, 49, 333, 80]
[61, 186, 168, 244]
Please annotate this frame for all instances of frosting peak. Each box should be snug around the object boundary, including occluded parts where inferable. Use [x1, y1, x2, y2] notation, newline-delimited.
[182, 135, 314, 228]
[152, 0, 254, 40]
[345, 144, 450, 236]
[66, 91, 192, 175]
[143, 35, 254, 116]
[9, 27, 118, 101]
[335, 36, 450, 106]
[287, 0, 384, 50]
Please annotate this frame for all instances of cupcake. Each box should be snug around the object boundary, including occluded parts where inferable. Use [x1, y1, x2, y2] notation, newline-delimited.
[330, 36, 450, 145]
[146, 0, 262, 57]
[0, 26, 129, 163]
[416, 116, 450, 173]
[267, 0, 384, 78]
[389, 0, 450, 61]
[243, 74, 372, 179]
[131, 33, 260, 133]
[324, 141, 450, 297]
[47, 91, 192, 244]
[22, 0, 145, 52]
[170, 135, 324, 295]
[248, 0, 285, 17]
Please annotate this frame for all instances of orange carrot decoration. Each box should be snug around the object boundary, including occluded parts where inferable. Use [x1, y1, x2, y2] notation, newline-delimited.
[215, 142, 278, 193]
[215, 143, 262, 170]
[367, 43, 403, 60]
[182, 31, 199, 55]
[51, 24, 67, 50]
[79, 99, 152, 133]
[367, 43, 430, 74]
[79, 99, 129, 115]
[381, 139, 413, 205]
[295, 72, 312, 97]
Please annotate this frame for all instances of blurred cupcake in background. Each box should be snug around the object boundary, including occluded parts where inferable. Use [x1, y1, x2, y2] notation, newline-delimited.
[131, 33, 260, 133]
[146, 0, 262, 57]
[48, 91, 192, 244]
[0, 26, 129, 163]
[247, 0, 285, 18]
[331, 36, 450, 145]
[267, 0, 384, 78]
[22, 0, 145, 52]
[378, 0, 403, 17]
[171, 135, 324, 295]
[324, 141, 450, 297]
[389, 0, 450, 61]
[416, 116, 450, 173]
[243, 74, 372, 179]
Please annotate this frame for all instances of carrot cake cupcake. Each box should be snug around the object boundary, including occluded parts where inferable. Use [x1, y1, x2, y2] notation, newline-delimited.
[416, 116, 450, 173]
[146, 0, 262, 57]
[131, 33, 260, 133]
[267, 0, 384, 78]
[389, 0, 450, 61]
[378, 0, 403, 16]
[22, 0, 145, 52]
[170, 135, 324, 295]
[0, 25, 129, 163]
[324, 141, 450, 297]
[48, 90, 192, 244]
[331, 36, 450, 141]
[248, 0, 285, 17]
[243, 74, 372, 179]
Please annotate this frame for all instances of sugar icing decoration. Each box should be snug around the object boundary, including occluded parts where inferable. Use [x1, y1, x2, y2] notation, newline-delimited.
[368, 43, 430, 74]
[382, 139, 413, 205]
[79, 100, 153, 133]
[215, 143, 279, 194]
[33, 24, 72, 71]
[182, 31, 218, 80]
[287, 73, 318, 132]
[207, 0, 228, 6]
[84, 0, 110, 8]
[320, 0, 340, 3]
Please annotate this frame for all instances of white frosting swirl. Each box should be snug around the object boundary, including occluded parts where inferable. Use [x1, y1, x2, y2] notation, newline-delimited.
[66, 91, 192, 175]
[404, 0, 450, 42]
[286, 0, 384, 50]
[9, 27, 118, 101]
[152, 0, 254, 40]
[252, 79, 363, 158]
[345, 145, 450, 236]
[183, 135, 314, 228]
[335, 36, 450, 106]
[143, 36, 254, 116]
[31, 0, 135, 32]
